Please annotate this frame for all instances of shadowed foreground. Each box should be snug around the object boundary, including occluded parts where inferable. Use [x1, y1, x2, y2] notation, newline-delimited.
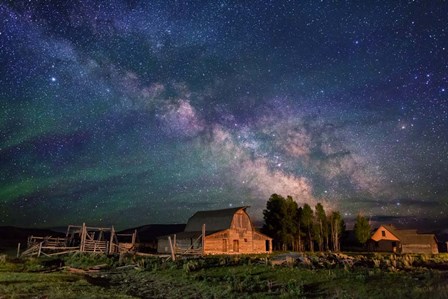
[1, 253, 448, 298]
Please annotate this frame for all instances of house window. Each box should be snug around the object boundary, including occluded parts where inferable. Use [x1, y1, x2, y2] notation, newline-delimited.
[381, 231, 386, 237]
[392, 241, 397, 247]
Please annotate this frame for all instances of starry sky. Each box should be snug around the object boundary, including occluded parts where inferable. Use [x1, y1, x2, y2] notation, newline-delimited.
[1, 1, 447, 230]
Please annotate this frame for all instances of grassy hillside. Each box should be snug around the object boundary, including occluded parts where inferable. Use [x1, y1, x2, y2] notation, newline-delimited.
[1, 253, 448, 298]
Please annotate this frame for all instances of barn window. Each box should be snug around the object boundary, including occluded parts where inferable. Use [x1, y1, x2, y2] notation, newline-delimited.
[381, 231, 386, 237]
[233, 240, 239, 252]
[222, 239, 227, 252]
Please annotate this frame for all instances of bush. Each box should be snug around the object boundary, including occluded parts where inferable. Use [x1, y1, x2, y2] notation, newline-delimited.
[280, 279, 304, 298]
[63, 253, 116, 269]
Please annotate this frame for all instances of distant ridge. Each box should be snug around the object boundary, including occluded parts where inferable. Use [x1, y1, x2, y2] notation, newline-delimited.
[0, 226, 65, 252]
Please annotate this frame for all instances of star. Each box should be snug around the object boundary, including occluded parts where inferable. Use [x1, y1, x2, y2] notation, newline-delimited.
[0, 0, 446, 231]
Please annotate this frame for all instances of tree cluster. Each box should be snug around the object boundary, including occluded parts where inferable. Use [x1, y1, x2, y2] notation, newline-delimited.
[262, 194, 345, 252]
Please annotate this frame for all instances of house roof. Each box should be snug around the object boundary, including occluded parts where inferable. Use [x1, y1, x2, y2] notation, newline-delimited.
[184, 206, 248, 232]
[374, 224, 437, 245]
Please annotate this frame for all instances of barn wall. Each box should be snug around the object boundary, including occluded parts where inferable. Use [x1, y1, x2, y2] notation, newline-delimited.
[401, 244, 439, 254]
[157, 239, 170, 253]
[252, 239, 268, 252]
[369, 240, 399, 252]
[204, 229, 271, 254]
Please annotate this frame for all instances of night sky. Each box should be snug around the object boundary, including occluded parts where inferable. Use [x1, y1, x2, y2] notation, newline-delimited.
[1, 1, 447, 230]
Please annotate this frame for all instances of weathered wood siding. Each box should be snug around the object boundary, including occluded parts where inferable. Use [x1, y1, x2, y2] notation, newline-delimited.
[369, 240, 399, 252]
[401, 243, 438, 254]
[202, 210, 271, 254]
[253, 231, 270, 252]
[157, 238, 171, 253]
[158, 208, 272, 254]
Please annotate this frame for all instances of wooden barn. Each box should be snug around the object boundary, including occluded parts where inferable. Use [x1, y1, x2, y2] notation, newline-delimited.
[157, 207, 272, 255]
[368, 224, 438, 254]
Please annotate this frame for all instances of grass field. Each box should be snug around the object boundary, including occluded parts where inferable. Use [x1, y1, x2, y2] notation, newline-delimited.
[1, 253, 448, 298]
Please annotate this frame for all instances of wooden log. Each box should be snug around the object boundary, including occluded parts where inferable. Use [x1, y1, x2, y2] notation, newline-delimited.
[202, 224, 206, 255]
[40, 246, 79, 250]
[38, 242, 42, 257]
[67, 267, 87, 274]
[47, 250, 79, 256]
[109, 226, 115, 254]
[80, 223, 86, 252]
[173, 234, 177, 251]
[89, 263, 109, 270]
[132, 229, 137, 245]
[116, 264, 137, 270]
[168, 236, 175, 261]
[65, 225, 71, 239]
[135, 252, 160, 257]
[17, 243, 21, 258]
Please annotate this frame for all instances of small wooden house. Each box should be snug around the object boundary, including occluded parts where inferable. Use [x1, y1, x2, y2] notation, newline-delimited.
[368, 224, 438, 254]
[158, 207, 272, 255]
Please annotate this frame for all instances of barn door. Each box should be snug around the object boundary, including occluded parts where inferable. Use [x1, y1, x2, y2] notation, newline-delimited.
[233, 240, 239, 252]
[222, 239, 227, 252]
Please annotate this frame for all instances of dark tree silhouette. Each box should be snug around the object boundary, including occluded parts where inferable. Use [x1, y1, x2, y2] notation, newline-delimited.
[262, 194, 286, 250]
[354, 213, 371, 246]
[301, 203, 314, 252]
[329, 211, 344, 251]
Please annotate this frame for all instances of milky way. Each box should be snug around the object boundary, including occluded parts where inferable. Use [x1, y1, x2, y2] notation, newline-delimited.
[1, 1, 447, 229]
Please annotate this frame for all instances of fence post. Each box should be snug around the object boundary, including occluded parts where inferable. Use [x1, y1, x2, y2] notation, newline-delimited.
[202, 224, 206, 255]
[168, 236, 175, 261]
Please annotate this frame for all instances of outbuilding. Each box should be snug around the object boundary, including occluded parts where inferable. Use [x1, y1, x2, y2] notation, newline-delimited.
[368, 224, 438, 254]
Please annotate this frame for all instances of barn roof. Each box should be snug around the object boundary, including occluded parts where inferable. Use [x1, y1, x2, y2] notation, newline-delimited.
[184, 206, 248, 232]
[400, 234, 437, 245]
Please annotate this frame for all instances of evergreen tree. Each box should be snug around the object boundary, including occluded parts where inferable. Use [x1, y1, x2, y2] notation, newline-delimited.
[301, 203, 314, 251]
[294, 206, 304, 251]
[263, 194, 299, 250]
[314, 203, 327, 251]
[262, 194, 285, 250]
[282, 196, 298, 250]
[354, 213, 371, 246]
